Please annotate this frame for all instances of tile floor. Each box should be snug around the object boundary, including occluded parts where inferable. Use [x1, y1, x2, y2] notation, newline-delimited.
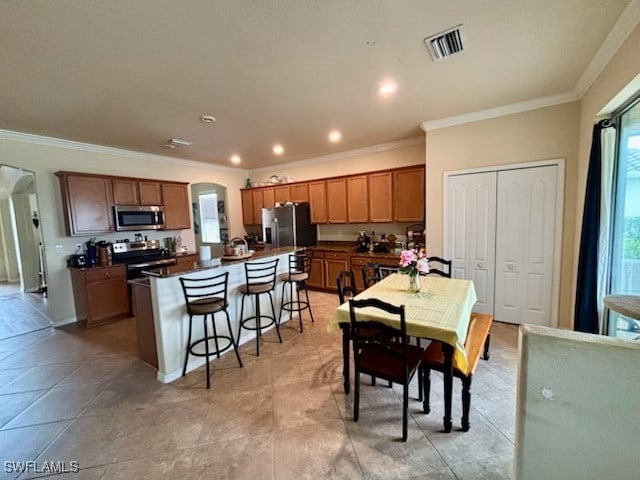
[0, 291, 518, 479]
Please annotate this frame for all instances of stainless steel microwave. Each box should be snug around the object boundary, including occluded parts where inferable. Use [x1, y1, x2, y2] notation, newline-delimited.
[113, 205, 164, 231]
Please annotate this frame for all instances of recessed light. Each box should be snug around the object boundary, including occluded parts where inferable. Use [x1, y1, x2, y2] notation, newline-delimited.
[273, 144, 284, 155]
[378, 80, 397, 96]
[230, 154, 241, 165]
[200, 115, 216, 123]
[328, 130, 342, 143]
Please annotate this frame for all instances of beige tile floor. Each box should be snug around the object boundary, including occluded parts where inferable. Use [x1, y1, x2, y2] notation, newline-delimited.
[0, 291, 518, 480]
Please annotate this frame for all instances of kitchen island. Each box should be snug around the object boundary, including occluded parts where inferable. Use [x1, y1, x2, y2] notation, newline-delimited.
[141, 247, 299, 383]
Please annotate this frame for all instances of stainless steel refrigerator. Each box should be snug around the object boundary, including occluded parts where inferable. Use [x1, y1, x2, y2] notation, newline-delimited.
[262, 203, 317, 248]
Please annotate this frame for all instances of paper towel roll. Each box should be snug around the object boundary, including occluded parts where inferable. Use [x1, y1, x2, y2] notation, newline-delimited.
[199, 245, 211, 261]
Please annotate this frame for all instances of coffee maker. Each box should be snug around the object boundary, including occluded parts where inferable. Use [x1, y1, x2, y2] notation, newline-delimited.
[356, 231, 370, 252]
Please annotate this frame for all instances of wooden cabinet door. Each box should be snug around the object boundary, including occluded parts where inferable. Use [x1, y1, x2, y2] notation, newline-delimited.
[162, 183, 191, 230]
[307, 256, 325, 289]
[241, 189, 254, 225]
[61, 174, 114, 236]
[326, 178, 347, 223]
[368, 172, 393, 222]
[393, 166, 425, 222]
[113, 179, 139, 205]
[262, 187, 275, 209]
[274, 185, 290, 204]
[308, 181, 327, 224]
[324, 259, 349, 292]
[139, 181, 162, 205]
[86, 278, 129, 325]
[347, 175, 368, 223]
[252, 189, 264, 224]
[290, 183, 309, 203]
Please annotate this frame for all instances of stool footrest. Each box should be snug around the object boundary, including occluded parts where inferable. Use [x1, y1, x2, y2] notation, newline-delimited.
[281, 300, 310, 312]
[240, 315, 278, 331]
[188, 335, 235, 358]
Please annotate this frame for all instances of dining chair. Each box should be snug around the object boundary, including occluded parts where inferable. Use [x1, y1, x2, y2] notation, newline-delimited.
[426, 256, 452, 278]
[349, 298, 425, 441]
[379, 265, 399, 278]
[420, 312, 493, 431]
[336, 270, 358, 304]
[361, 263, 381, 288]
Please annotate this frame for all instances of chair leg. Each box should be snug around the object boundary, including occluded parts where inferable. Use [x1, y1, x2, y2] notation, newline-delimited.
[269, 292, 282, 343]
[296, 282, 303, 333]
[225, 310, 243, 368]
[211, 313, 221, 359]
[422, 367, 431, 414]
[483, 332, 491, 360]
[462, 375, 472, 431]
[182, 315, 194, 377]
[203, 314, 211, 389]
[354, 369, 360, 422]
[254, 294, 261, 357]
[278, 281, 287, 326]
[237, 294, 246, 344]
[402, 382, 409, 442]
[290, 280, 296, 330]
[371, 376, 376, 386]
[303, 283, 314, 323]
[418, 367, 423, 402]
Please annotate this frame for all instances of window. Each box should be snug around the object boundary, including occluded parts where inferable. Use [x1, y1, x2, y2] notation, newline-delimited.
[198, 192, 220, 243]
[609, 100, 640, 338]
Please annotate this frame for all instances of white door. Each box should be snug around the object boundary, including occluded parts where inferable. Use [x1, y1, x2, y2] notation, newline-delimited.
[446, 172, 497, 315]
[494, 166, 557, 325]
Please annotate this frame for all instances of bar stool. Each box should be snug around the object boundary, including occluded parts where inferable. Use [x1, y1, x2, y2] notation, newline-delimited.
[237, 258, 281, 356]
[179, 272, 243, 389]
[279, 252, 314, 332]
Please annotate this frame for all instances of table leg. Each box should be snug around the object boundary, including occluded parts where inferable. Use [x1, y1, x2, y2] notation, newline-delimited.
[442, 343, 454, 433]
[341, 325, 350, 394]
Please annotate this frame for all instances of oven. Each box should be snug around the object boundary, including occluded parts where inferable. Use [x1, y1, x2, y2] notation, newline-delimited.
[112, 240, 176, 279]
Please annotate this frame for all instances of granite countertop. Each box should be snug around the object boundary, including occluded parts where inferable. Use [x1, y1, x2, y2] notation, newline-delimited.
[142, 246, 300, 278]
[306, 241, 402, 260]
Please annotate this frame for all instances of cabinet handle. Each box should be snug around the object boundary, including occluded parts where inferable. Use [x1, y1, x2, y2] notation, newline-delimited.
[507, 265, 514, 271]
[476, 263, 483, 268]
[105, 272, 110, 276]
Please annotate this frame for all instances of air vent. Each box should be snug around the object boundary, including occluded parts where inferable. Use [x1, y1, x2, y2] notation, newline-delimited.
[424, 25, 464, 61]
[162, 138, 193, 149]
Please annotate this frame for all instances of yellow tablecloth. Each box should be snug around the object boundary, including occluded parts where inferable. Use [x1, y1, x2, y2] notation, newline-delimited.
[328, 273, 478, 374]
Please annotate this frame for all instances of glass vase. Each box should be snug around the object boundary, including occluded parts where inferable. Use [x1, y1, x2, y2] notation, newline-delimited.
[408, 273, 421, 293]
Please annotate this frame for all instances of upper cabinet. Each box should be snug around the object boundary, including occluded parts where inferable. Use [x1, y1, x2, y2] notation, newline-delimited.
[308, 181, 327, 224]
[238, 164, 425, 226]
[162, 183, 191, 230]
[56, 171, 190, 236]
[57, 173, 115, 236]
[393, 166, 425, 222]
[139, 181, 162, 205]
[347, 175, 369, 223]
[368, 172, 393, 223]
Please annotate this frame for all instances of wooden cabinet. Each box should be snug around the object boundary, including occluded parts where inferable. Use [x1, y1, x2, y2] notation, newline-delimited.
[307, 253, 325, 289]
[262, 187, 275, 209]
[323, 251, 349, 292]
[252, 189, 264, 224]
[347, 175, 368, 223]
[274, 185, 290, 204]
[131, 280, 158, 368]
[70, 264, 129, 327]
[290, 183, 309, 203]
[326, 178, 347, 223]
[393, 166, 425, 222]
[368, 172, 393, 223]
[162, 183, 191, 230]
[175, 253, 199, 269]
[308, 181, 327, 224]
[241, 189, 254, 225]
[113, 179, 138, 205]
[139, 181, 162, 205]
[57, 173, 114, 236]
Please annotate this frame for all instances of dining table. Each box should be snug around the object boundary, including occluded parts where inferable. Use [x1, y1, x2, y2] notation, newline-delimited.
[328, 273, 478, 433]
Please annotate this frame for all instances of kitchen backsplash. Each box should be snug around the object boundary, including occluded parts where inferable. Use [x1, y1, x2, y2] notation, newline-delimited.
[317, 223, 415, 242]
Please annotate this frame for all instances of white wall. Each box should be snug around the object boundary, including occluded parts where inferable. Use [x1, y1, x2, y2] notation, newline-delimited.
[0, 135, 249, 324]
[516, 324, 640, 479]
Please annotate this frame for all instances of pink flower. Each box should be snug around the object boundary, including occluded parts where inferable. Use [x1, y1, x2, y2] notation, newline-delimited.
[399, 250, 417, 267]
[417, 258, 430, 273]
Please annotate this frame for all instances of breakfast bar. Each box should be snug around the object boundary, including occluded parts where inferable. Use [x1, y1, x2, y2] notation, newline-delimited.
[142, 247, 299, 383]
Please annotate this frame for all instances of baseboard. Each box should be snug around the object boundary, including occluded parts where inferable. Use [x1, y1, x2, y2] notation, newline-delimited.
[51, 316, 77, 327]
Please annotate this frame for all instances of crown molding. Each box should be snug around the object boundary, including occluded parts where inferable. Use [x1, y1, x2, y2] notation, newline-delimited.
[575, 0, 640, 98]
[249, 136, 424, 174]
[0, 129, 247, 174]
[420, 91, 578, 132]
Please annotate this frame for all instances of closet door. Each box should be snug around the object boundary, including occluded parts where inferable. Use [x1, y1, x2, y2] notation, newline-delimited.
[494, 166, 557, 325]
[446, 172, 497, 315]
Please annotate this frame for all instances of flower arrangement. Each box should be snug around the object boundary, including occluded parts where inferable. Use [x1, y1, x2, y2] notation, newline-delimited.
[398, 248, 429, 292]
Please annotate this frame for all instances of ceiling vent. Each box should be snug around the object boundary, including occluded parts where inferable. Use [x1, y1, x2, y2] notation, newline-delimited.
[424, 25, 464, 61]
[162, 138, 193, 149]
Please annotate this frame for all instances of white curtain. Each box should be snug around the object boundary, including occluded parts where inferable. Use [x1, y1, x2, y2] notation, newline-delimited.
[597, 126, 616, 334]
